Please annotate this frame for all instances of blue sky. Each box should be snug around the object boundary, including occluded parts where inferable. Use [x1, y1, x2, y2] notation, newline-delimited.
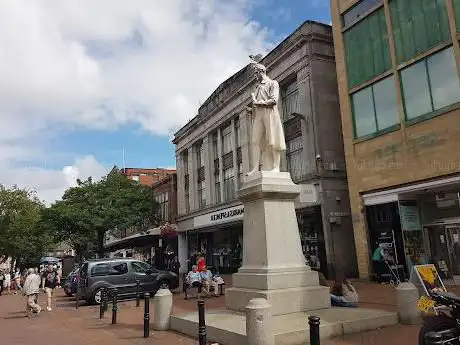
[0, 0, 331, 203]
[55, 1, 330, 170]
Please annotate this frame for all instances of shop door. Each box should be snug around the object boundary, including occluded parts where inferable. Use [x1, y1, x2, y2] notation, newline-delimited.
[446, 225, 460, 275]
[426, 225, 450, 278]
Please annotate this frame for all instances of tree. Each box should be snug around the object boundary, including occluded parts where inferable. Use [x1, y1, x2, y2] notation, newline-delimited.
[0, 185, 54, 267]
[43, 168, 159, 258]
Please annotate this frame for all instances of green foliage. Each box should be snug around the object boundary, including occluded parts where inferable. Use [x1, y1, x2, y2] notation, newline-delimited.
[42, 168, 159, 258]
[0, 185, 54, 265]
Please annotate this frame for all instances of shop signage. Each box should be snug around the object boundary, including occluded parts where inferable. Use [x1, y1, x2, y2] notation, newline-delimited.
[193, 205, 244, 228]
[297, 184, 318, 204]
[399, 201, 421, 231]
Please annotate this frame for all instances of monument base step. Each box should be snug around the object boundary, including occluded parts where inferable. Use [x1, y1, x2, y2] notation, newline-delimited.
[226, 285, 331, 315]
[170, 307, 398, 345]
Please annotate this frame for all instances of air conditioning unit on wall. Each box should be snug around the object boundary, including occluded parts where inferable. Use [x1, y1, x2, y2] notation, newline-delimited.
[435, 192, 459, 208]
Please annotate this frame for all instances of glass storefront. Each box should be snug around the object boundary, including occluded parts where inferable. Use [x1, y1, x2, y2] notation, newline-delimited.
[366, 202, 407, 282]
[297, 206, 326, 276]
[187, 226, 242, 274]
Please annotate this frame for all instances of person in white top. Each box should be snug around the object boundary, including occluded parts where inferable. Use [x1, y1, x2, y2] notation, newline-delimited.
[3, 271, 11, 294]
[186, 265, 203, 298]
[23, 268, 41, 316]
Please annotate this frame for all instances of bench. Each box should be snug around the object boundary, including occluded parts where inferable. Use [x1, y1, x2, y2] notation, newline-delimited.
[183, 273, 225, 300]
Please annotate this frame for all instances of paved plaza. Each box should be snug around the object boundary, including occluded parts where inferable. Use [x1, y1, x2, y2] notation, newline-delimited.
[1, 278, 451, 345]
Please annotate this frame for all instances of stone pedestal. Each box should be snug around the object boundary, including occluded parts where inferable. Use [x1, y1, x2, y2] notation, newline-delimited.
[226, 171, 330, 316]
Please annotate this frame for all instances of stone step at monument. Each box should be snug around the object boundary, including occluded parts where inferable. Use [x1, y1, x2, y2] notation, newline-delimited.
[170, 307, 398, 345]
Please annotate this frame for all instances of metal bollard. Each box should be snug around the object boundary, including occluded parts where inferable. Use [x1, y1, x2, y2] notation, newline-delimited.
[136, 279, 140, 307]
[425, 331, 443, 345]
[198, 299, 207, 345]
[103, 287, 109, 312]
[75, 281, 80, 309]
[99, 290, 105, 319]
[111, 288, 118, 325]
[144, 293, 150, 338]
[308, 316, 320, 345]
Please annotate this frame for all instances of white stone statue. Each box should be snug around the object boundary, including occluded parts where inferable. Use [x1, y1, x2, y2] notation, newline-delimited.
[246, 56, 286, 176]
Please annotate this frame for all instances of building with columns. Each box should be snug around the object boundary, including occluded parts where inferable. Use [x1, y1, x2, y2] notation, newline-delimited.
[173, 21, 357, 278]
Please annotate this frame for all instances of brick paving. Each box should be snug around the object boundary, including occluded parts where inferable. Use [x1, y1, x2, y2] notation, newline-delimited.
[2, 278, 458, 344]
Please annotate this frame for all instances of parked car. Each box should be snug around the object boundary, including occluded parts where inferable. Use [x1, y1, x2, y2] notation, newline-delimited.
[63, 267, 80, 297]
[79, 258, 179, 304]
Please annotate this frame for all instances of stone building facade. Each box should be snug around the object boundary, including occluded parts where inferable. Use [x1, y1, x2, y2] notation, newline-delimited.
[331, 0, 460, 280]
[173, 21, 356, 278]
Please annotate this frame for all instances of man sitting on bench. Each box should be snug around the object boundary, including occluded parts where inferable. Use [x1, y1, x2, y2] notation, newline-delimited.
[186, 265, 202, 297]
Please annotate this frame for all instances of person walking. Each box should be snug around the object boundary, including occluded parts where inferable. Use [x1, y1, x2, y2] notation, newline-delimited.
[14, 268, 22, 293]
[23, 268, 41, 316]
[4, 270, 11, 294]
[0, 270, 4, 296]
[41, 265, 60, 311]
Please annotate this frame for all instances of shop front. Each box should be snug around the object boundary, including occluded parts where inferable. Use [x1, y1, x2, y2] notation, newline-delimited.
[363, 175, 460, 282]
[297, 206, 327, 276]
[182, 205, 244, 274]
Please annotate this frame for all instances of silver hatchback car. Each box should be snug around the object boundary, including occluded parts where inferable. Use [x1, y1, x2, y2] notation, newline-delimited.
[79, 258, 179, 304]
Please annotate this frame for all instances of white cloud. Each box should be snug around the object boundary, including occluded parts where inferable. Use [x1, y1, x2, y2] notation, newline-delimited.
[0, 0, 271, 203]
[0, 155, 107, 205]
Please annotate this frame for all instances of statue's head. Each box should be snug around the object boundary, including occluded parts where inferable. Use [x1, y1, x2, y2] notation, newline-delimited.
[249, 54, 266, 82]
[253, 63, 266, 82]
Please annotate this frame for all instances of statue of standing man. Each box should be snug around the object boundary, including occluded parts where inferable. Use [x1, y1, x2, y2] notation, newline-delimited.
[246, 56, 286, 176]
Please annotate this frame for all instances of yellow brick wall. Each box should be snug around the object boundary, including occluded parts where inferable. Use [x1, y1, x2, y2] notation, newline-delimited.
[331, 0, 460, 278]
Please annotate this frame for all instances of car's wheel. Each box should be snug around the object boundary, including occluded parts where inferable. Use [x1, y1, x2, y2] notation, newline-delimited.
[92, 288, 104, 305]
[158, 280, 170, 290]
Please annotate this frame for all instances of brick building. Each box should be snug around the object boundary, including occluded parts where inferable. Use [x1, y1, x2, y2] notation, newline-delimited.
[173, 21, 356, 278]
[331, 0, 460, 280]
[104, 172, 179, 270]
[121, 167, 175, 186]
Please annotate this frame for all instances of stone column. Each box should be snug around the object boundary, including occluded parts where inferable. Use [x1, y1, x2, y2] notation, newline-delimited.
[231, 117, 238, 193]
[239, 110, 250, 173]
[188, 146, 197, 211]
[178, 233, 188, 274]
[203, 136, 212, 206]
[246, 298, 274, 345]
[176, 153, 185, 215]
[297, 67, 315, 176]
[217, 127, 224, 199]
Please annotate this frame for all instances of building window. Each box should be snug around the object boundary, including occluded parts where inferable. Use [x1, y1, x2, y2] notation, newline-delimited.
[342, 0, 382, 27]
[197, 179, 206, 209]
[455, 0, 460, 33]
[223, 167, 235, 201]
[401, 47, 460, 121]
[281, 80, 299, 121]
[221, 124, 232, 154]
[131, 175, 139, 182]
[351, 76, 398, 138]
[237, 147, 243, 188]
[286, 136, 304, 181]
[390, 0, 450, 64]
[344, 8, 391, 88]
[212, 132, 218, 159]
[155, 192, 169, 222]
[235, 117, 241, 147]
[184, 174, 190, 213]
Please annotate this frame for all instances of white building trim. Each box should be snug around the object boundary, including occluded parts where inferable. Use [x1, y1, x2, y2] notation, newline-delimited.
[362, 175, 460, 206]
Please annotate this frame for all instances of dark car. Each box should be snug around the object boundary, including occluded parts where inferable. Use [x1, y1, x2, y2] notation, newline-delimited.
[64, 267, 80, 296]
[79, 258, 179, 304]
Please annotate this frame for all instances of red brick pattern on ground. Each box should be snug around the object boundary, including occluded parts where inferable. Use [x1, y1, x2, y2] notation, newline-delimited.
[1, 278, 452, 344]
